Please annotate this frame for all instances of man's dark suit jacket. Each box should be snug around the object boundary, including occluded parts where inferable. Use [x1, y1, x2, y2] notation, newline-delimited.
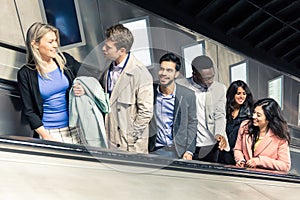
[149, 83, 198, 158]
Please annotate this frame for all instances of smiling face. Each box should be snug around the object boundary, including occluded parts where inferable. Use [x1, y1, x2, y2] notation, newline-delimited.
[234, 87, 247, 106]
[35, 31, 58, 62]
[158, 61, 179, 87]
[252, 105, 269, 130]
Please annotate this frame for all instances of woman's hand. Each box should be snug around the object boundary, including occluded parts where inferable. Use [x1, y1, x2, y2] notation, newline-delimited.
[236, 159, 246, 167]
[35, 126, 59, 142]
[246, 157, 259, 168]
[42, 135, 59, 142]
[73, 83, 85, 96]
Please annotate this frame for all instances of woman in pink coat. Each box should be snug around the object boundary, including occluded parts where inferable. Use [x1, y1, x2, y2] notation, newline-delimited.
[234, 98, 291, 172]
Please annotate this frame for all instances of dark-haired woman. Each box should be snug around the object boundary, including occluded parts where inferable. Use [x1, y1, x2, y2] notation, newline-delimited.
[219, 80, 254, 164]
[234, 98, 291, 172]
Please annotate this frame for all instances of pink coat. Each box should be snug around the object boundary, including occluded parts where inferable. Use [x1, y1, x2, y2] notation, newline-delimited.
[234, 120, 291, 172]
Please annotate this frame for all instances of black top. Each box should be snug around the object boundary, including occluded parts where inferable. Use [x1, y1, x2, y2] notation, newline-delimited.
[219, 105, 251, 164]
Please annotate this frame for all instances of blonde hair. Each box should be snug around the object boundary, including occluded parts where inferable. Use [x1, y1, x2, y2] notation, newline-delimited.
[25, 22, 66, 78]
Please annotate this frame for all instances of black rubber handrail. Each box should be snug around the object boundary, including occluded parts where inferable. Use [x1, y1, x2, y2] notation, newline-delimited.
[0, 41, 26, 54]
[0, 136, 299, 184]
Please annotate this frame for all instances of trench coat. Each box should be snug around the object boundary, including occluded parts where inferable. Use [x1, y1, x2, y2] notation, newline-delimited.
[99, 54, 153, 153]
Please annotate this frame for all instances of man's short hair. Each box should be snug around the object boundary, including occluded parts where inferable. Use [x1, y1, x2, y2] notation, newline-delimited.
[105, 24, 134, 52]
[191, 55, 214, 72]
[159, 52, 181, 71]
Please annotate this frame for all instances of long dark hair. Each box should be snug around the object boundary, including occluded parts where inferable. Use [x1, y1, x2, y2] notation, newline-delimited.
[226, 80, 254, 121]
[248, 98, 290, 145]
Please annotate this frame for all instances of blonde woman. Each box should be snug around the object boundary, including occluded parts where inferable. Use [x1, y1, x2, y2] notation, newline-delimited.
[17, 22, 84, 144]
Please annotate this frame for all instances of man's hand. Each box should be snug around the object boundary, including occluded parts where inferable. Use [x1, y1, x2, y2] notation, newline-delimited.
[215, 134, 227, 151]
[182, 152, 193, 160]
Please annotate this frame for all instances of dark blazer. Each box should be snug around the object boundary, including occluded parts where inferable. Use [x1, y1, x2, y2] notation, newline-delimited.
[149, 83, 198, 157]
[17, 52, 81, 134]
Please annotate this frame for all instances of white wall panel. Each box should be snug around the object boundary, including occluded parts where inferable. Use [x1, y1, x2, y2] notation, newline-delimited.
[0, 0, 24, 47]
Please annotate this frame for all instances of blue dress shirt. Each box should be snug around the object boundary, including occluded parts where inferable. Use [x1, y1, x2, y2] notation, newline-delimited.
[155, 86, 176, 147]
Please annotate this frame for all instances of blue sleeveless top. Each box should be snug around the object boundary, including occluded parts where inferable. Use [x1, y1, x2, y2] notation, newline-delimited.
[38, 67, 69, 129]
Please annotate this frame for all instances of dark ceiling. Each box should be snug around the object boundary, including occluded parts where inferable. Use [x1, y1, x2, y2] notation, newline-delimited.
[126, 0, 300, 78]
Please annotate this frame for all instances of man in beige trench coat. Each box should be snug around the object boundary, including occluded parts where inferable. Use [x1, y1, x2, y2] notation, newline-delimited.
[99, 24, 153, 154]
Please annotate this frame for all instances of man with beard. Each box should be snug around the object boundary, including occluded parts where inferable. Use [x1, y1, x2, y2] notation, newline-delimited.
[148, 52, 197, 160]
